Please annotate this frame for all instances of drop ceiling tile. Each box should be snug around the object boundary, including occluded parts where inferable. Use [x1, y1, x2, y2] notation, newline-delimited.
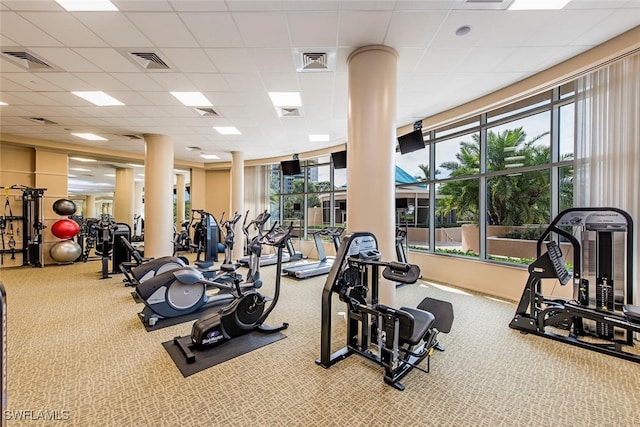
[20, 12, 107, 47]
[249, 48, 296, 72]
[73, 12, 153, 47]
[261, 73, 300, 91]
[112, 0, 173, 11]
[111, 73, 165, 91]
[169, 1, 228, 11]
[148, 72, 198, 91]
[36, 72, 96, 91]
[225, 1, 284, 11]
[414, 46, 470, 74]
[1, 1, 62, 11]
[179, 13, 244, 47]
[158, 48, 218, 73]
[125, 12, 199, 47]
[204, 48, 256, 73]
[232, 12, 290, 47]
[221, 73, 265, 92]
[338, 11, 391, 47]
[385, 11, 447, 48]
[1, 73, 65, 91]
[0, 11, 62, 46]
[29, 47, 102, 72]
[72, 48, 139, 73]
[287, 11, 338, 47]
[185, 73, 230, 91]
[340, 1, 396, 10]
[284, 1, 340, 11]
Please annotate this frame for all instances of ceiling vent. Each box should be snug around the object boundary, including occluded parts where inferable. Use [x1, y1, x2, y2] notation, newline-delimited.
[294, 49, 336, 72]
[122, 134, 143, 140]
[277, 107, 301, 117]
[27, 117, 58, 125]
[2, 51, 53, 70]
[127, 52, 170, 70]
[194, 107, 219, 117]
[185, 146, 202, 151]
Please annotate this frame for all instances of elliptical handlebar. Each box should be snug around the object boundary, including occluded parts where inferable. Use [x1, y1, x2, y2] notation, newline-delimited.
[259, 222, 292, 248]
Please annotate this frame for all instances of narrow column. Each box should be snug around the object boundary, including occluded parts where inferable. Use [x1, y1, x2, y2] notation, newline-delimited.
[347, 45, 398, 306]
[143, 134, 174, 257]
[175, 173, 186, 230]
[231, 151, 245, 262]
[134, 180, 144, 237]
[114, 167, 134, 227]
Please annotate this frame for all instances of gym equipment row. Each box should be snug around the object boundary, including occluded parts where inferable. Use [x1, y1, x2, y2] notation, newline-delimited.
[282, 227, 343, 279]
[509, 207, 640, 363]
[316, 231, 454, 391]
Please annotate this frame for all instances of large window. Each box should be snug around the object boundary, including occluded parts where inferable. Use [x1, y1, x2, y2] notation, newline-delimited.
[395, 82, 575, 265]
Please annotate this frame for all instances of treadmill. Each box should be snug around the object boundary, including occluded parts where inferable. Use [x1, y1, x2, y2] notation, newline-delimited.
[283, 228, 342, 279]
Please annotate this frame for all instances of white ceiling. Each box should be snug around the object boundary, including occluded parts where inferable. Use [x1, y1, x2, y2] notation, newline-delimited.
[1, 0, 639, 194]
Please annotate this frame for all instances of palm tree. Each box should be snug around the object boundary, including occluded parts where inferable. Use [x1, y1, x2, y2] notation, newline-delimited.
[438, 127, 551, 226]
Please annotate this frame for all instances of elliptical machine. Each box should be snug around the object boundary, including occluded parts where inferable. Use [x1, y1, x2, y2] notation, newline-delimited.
[173, 223, 292, 363]
[119, 236, 189, 287]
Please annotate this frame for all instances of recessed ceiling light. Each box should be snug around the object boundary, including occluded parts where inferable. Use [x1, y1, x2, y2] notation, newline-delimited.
[508, 0, 570, 10]
[309, 134, 330, 142]
[72, 133, 107, 141]
[170, 92, 212, 107]
[70, 157, 97, 162]
[104, 174, 115, 177]
[269, 92, 302, 107]
[54, 0, 118, 11]
[213, 126, 241, 135]
[200, 153, 220, 160]
[72, 91, 123, 106]
[70, 167, 91, 172]
[0, 101, 7, 106]
[455, 25, 471, 36]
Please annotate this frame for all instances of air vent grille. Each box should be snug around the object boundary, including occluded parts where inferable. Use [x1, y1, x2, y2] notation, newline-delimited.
[194, 107, 219, 117]
[122, 134, 143, 140]
[2, 51, 53, 70]
[185, 146, 202, 151]
[278, 107, 300, 117]
[301, 52, 328, 70]
[128, 52, 170, 70]
[27, 117, 58, 125]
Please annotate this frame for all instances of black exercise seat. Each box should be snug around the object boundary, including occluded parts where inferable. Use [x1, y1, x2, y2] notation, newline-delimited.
[622, 305, 640, 324]
[220, 263, 237, 273]
[398, 307, 435, 346]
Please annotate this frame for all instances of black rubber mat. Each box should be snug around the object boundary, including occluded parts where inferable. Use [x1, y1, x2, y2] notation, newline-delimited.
[162, 331, 287, 377]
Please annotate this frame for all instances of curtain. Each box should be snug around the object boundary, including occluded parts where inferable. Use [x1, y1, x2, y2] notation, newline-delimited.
[575, 51, 640, 304]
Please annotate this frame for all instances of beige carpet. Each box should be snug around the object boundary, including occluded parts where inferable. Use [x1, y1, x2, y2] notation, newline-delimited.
[1, 254, 639, 427]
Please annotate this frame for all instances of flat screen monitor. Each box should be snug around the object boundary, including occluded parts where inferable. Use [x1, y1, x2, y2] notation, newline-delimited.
[397, 129, 425, 155]
[396, 198, 408, 210]
[281, 159, 301, 176]
[331, 150, 347, 169]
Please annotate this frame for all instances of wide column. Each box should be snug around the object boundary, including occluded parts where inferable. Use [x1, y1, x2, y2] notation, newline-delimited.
[231, 151, 245, 262]
[143, 134, 174, 257]
[347, 45, 398, 306]
[114, 167, 134, 227]
[85, 195, 96, 218]
[175, 173, 186, 230]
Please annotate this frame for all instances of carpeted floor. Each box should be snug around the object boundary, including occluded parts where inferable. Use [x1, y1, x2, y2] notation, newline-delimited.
[1, 254, 639, 427]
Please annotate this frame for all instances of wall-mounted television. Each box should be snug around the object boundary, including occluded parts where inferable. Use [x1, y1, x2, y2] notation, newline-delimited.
[397, 129, 425, 155]
[395, 198, 408, 210]
[281, 159, 301, 176]
[331, 150, 347, 169]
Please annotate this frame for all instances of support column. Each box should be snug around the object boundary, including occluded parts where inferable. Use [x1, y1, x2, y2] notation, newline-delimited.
[231, 151, 245, 262]
[347, 45, 398, 306]
[175, 173, 186, 230]
[143, 134, 174, 258]
[114, 167, 134, 227]
[85, 195, 96, 218]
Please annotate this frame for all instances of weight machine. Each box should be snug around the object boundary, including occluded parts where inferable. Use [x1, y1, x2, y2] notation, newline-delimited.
[509, 207, 640, 363]
[0, 185, 46, 267]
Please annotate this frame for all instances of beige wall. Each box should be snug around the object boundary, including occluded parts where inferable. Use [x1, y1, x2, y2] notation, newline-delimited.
[204, 169, 230, 218]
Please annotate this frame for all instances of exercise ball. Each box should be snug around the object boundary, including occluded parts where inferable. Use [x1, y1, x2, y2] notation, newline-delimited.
[49, 240, 81, 263]
[51, 219, 80, 239]
[52, 198, 77, 216]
